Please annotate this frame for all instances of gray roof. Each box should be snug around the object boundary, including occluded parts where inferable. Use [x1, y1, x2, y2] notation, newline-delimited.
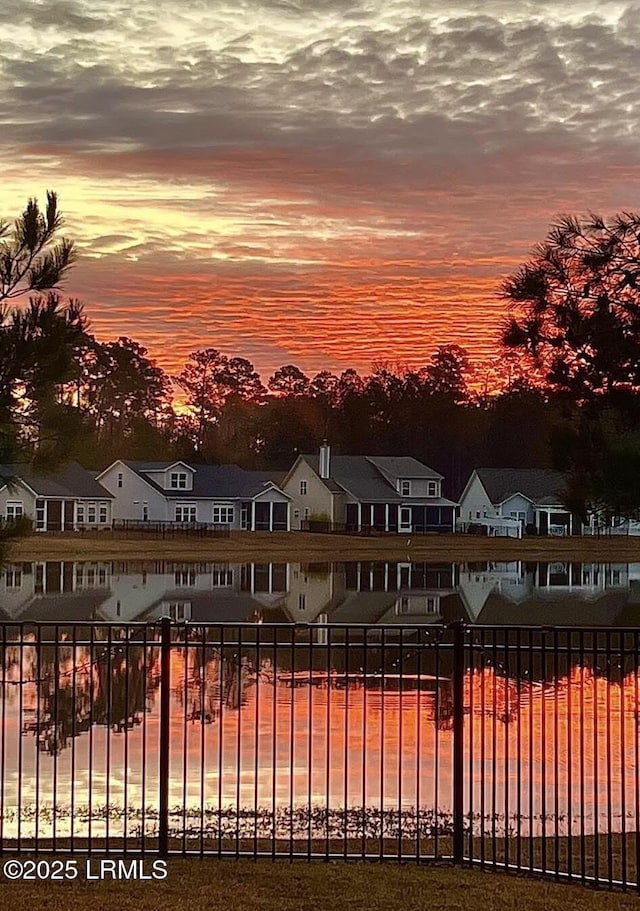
[302, 454, 446, 502]
[125, 462, 289, 500]
[301, 456, 347, 493]
[367, 457, 443, 481]
[0, 462, 113, 499]
[475, 468, 567, 506]
[304, 455, 402, 501]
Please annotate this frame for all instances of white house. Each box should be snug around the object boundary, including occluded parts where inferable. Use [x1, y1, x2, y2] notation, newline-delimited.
[96, 460, 291, 531]
[457, 468, 589, 536]
[0, 462, 113, 531]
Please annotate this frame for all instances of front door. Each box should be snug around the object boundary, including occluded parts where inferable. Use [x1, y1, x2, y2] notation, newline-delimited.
[399, 507, 412, 533]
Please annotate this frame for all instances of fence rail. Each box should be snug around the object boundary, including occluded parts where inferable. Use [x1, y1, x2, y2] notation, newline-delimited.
[0, 619, 638, 890]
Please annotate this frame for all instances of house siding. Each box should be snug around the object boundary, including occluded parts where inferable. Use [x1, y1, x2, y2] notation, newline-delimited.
[500, 493, 534, 525]
[459, 473, 497, 523]
[98, 461, 170, 521]
[283, 459, 334, 530]
[395, 479, 441, 498]
[0, 482, 37, 522]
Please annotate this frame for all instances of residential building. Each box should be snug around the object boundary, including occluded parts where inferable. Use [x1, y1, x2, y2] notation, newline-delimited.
[97, 460, 291, 531]
[283, 442, 456, 533]
[457, 468, 590, 536]
[0, 462, 113, 531]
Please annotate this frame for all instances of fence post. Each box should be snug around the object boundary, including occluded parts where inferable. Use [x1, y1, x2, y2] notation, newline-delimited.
[158, 616, 171, 857]
[451, 620, 466, 865]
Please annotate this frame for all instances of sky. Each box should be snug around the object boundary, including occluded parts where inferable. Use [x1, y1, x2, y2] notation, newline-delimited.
[1, 0, 639, 383]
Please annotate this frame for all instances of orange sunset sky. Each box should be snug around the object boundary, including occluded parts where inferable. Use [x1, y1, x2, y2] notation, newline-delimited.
[1, 0, 639, 381]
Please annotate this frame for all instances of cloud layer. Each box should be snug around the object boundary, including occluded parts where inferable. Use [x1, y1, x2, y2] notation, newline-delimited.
[1, 0, 639, 380]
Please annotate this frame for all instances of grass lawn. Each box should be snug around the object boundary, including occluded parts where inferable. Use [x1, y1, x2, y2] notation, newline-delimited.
[7, 530, 640, 563]
[0, 858, 638, 911]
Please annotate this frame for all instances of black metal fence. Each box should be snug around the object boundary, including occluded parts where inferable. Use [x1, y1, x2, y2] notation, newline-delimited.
[0, 620, 639, 891]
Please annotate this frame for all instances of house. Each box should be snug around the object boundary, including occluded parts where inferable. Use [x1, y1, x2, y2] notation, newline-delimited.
[458, 468, 590, 536]
[0, 462, 113, 531]
[283, 443, 456, 533]
[96, 460, 291, 531]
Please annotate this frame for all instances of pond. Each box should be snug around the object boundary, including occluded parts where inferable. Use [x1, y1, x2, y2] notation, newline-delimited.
[0, 560, 639, 858]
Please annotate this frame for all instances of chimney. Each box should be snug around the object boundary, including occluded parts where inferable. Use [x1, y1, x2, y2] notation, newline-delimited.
[319, 440, 331, 479]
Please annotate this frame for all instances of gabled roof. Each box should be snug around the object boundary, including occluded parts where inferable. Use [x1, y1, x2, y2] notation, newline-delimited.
[366, 457, 443, 481]
[299, 453, 447, 502]
[474, 468, 567, 507]
[298, 455, 347, 493]
[303, 454, 400, 501]
[123, 461, 289, 500]
[0, 462, 113, 499]
[122, 460, 194, 473]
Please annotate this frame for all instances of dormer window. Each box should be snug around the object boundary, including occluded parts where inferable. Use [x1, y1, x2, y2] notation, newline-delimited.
[427, 481, 438, 497]
[170, 471, 188, 490]
[400, 480, 411, 497]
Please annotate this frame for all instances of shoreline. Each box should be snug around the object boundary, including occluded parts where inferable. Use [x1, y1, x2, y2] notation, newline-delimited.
[5, 531, 640, 563]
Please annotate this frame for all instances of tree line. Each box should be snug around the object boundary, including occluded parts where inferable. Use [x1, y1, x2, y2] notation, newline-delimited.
[3, 193, 640, 517]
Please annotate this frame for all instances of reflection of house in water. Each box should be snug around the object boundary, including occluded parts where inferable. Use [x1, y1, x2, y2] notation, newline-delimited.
[457, 561, 640, 625]
[4, 559, 640, 627]
[0, 561, 114, 620]
[283, 561, 460, 629]
[101, 562, 289, 623]
[0, 561, 290, 623]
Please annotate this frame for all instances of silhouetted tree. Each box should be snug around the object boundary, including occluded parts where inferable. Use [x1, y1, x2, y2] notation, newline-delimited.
[84, 337, 171, 441]
[268, 364, 310, 397]
[502, 212, 640, 399]
[0, 192, 75, 303]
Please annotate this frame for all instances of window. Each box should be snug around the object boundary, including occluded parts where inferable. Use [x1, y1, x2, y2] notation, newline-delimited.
[400, 480, 411, 496]
[6, 502, 23, 519]
[303, 507, 310, 519]
[99, 503, 108, 524]
[299, 480, 307, 495]
[36, 500, 45, 531]
[160, 601, 192, 622]
[77, 504, 85, 524]
[212, 506, 234, 524]
[212, 566, 233, 587]
[174, 569, 196, 587]
[5, 568, 22, 589]
[427, 481, 437, 497]
[35, 564, 44, 594]
[175, 505, 197, 522]
[142, 504, 149, 521]
[426, 597, 438, 613]
[170, 472, 188, 489]
[298, 593, 306, 611]
[117, 472, 123, 488]
[87, 503, 97, 524]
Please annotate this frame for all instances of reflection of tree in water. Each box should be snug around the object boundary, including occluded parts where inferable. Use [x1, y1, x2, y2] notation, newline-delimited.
[173, 644, 259, 722]
[1, 628, 162, 755]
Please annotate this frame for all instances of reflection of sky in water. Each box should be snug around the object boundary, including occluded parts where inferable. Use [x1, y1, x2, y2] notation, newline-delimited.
[1, 635, 639, 844]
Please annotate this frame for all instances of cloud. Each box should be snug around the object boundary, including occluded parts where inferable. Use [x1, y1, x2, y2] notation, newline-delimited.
[1, 0, 638, 381]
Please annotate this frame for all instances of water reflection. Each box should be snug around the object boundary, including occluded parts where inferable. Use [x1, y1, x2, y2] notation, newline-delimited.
[1, 561, 640, 849]
[1, 559, 640, 625]
[0, 621, 639, 846]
